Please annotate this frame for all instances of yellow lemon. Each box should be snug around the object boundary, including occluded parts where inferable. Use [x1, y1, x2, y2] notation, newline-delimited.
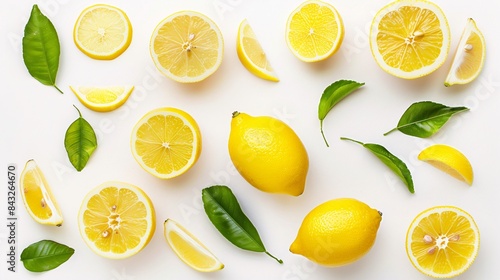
[290, 198, 382, 266]
[19, 159, 63, 226]
[228, 111, 308, 196]
[370, 0, 450, 79]
[78, 181, 155, 259]
[418, 144, 473, 185]
[406, 206, 479, 278]
[286, 0, 344, 62]
[70, 86, 134, 112]
[164, 219, 224, 272]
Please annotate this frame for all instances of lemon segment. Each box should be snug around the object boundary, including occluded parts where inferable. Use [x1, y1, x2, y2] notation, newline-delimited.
[73, 4, 132, 60]
[70, 86, 134, 112]
[444, 18, 485, 86]
[20, 159, 63, 226]
[131, 107, 202, 179]
[150, 11, 224, 83]
[78, 181, 155, 259]
[286, 0, 344, 62]
[406, 206, 479, 278]
[418, 144, 473, 185]
[236, 19, 279, 82]
[370, 0, 450, 79]
[164, 219, 224, 272]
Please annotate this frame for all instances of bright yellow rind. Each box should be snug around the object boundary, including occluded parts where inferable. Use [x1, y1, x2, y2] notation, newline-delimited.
[70, 86, 134, 112]
[418, 144, 473, 185]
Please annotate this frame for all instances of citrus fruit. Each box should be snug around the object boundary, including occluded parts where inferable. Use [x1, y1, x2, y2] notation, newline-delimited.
[290, 198, 382, 266]
[285, 0, 344, 62]
[444, 18, 486, 87]
[228, 111, 309, 196]
[236, 19, 279, 82]
[418, 144, 473, 185]
[130, 107, 202, 179]
[19, 159, 63, 226]
[78, 181, 155, 259]
[73, 4, 132, 60]
[370, 0, 450, 79]
[406, 206, 479, 278]
[164, 219, 224, 272]
[70, 86, 134, 112]
[150, 11, 224, 83]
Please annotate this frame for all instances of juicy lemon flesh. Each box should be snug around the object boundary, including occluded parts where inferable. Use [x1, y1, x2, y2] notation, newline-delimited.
[418, 145, 473, 185]
[169, 231, 219, 270]
[70, 86, 133, 112]
[455, 32, 483, 80]
[85, 89, 119, 103]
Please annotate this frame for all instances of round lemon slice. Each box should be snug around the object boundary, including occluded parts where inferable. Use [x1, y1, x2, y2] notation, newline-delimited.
[418, 144, 473, 185]
[70, 86, 134, 112]
[164, 219, 224, 272]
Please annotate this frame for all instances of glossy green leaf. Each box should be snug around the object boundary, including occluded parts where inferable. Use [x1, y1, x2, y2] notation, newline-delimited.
[341, 137, 414, 193]
[384, 101, 469, 138]
[21, 240, 74, 272]
[318, 80, 365, 147]
[202, 185, 282, 263]
[64, 106, 97, 171]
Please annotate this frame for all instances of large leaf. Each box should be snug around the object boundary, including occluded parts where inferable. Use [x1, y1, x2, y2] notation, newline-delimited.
[22, 5, 63, 93]
[21, 240, 74, 272]
[64, 106, 97, 171]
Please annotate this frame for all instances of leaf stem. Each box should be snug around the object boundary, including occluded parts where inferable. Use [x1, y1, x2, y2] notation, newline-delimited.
[340, 137, 364, 146]
[54, 84, 64, 94]
[320, 120, 330, 147]
[73, 104, 82, 117]
[265, 251, 283, 264]
[383, 127, 398, 136]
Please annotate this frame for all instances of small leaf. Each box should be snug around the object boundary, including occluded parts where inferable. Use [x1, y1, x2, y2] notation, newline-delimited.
[22, 5, 63, 94]
[318, 80, 365, 147]
[384, 101, 469, 137]
[21, 240, 74, 272]
[202, 185, 282, 263]
[64, 106, 97, 171]
[341, 137, 414, 193]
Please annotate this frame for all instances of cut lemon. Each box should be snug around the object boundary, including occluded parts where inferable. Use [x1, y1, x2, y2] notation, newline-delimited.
[370, 0, 450, 79]
[20, 159, 63, 226]
[418, 144, 473, 185]
[130, 107, 202, 179]
[150, 11, 224, 83]
[237, 19, 279, 82]
[73, 4, 132, 60]
[406, 206, 479, 278]
[70, 86, 134, 112]
[285, 0, 344, 62]
[164, 219, 224, 272]
[78, 181, 155, 259]
[444, 18, 486, 87]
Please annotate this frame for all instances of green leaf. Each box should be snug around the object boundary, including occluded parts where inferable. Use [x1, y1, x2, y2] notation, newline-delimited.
[384, 101, 469, 138]
[202, 185, 283, 263]
[21, 240, 74, 272]
[64, 106, 97, 171]
[318, 80, 365, 147]
[341, 137, 414, 193]
[22, 5, 63, 94]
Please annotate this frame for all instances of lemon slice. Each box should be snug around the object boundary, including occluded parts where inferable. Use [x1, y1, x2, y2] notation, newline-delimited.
[164, 219, 224, 272]
[130, 107, 202, 179]
[150, 11, 224, 83]
[418, 144, 473, 185]
[286, 0, 344, 62]
[370, 0, 450, 79]
[406, 206, 479, 278]
[78, 181, 155, 259]
[236, 19, 279, 82]
[444, 18, 486, 87]
[20, 159, 63, 226]
[70, 86, 134, 112]
[74, 4, 132, 60]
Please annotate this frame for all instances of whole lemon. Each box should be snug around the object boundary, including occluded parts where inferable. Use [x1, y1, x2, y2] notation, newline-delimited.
[290, 198, 382, 266]
[228, 111, 309, 196]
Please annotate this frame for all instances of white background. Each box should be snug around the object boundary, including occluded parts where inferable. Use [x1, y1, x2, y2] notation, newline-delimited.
[1, 0, 499, 279]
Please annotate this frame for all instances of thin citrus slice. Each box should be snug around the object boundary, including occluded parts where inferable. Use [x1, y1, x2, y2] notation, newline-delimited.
[78, 181, 155, 259]
[70, 86, 134, 112]
[150, 11, 224, 83]
[406, 206, 479, 278]
[418, 144, 473, 185]
[286, 0, 344, 62]
[130, 107, 202, 179]
[444, 18, 486, 87]
[20, 159, 63, 226]
[370, 0, 450, 79]
[164, 219, 224, 272]
[237, 19, 279, 82]
[73, 4, 132, 60]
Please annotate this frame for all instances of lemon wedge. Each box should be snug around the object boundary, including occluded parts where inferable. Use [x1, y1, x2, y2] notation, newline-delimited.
[418, 144, 473, 185]
[70, 86, 134, 112]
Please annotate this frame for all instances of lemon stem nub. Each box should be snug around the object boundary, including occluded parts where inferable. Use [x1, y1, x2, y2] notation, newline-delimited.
[232, 111, 240, 118]
[265, 251, 283, 264]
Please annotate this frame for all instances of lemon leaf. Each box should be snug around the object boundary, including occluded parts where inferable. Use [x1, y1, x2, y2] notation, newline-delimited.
[64, 106, 97, 171]
[21, 240, 74, 272]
